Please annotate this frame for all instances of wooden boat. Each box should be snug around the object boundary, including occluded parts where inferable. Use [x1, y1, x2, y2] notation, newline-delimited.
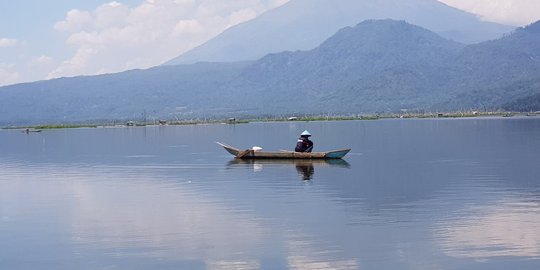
[217, 142, 350, 159]
[227, 158, 350, 168]
[23, 128, 42, 133]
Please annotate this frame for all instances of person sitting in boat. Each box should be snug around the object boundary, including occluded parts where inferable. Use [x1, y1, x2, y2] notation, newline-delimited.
[295, 130, 313, 153]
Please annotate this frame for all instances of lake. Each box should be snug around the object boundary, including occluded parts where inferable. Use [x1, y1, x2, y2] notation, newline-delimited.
[1, 118, 539, 269]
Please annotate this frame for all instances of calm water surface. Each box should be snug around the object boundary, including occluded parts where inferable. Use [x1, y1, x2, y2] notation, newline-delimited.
[1, 118, 539, 269]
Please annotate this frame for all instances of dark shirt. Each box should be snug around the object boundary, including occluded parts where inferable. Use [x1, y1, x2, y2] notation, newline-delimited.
[295, 136, 313, 152]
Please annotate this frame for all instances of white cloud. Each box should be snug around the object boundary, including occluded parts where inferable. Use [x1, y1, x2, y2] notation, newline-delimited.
[438, 0, 540, 26]
[49, 0, 291, 79]
[173, 20, 203, 36]
[227, 8, 258, 28]
[48, 47, 99, 79]
[174, 0, 195, 4]
[0, 50, 57, 86]
[0, 63, 21, 86]
[94, 2, 130, 29]
[30, 55, 54, 66]
[0, 38, 18, 48]
[54, 9, 92, 32]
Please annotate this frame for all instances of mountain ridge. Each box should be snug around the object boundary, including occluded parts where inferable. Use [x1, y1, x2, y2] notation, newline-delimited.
[0, 19, 539, 125]
[164, 0, 514, 65]
[235, 20, 466, 113]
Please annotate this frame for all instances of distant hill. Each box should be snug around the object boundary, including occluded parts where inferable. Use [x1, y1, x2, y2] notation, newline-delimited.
[503, 92, 540, 112]
[233, 20, 465, 113]
[0, 62, 250, 125]
[435, 21, 540, 110]
[0, 20, 539, 126]
[164, 0, 514, 65]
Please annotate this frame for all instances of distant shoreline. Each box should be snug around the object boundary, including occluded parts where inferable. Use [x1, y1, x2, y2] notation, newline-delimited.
[2, 111, 539, 131]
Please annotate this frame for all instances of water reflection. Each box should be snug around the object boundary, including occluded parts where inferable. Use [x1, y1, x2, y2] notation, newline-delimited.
[436, 197, 540, 259]
[2, 119, 540, 269]
[226, 159, 350, 181]
[296, 163, 314, 181]
[0, 162, 361, 269]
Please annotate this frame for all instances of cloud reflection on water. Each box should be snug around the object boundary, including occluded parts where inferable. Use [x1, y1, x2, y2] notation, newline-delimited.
[436, 198, 540, 259]
[0, 162, 360, 269]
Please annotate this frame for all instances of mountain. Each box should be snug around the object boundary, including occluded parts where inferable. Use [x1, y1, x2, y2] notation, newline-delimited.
[1, 20, 539, 126]
[233, 20, 465, 113]
[164, 0, 514, 65]
[0, 62, 250, 125]
[436, 21, 540, 110]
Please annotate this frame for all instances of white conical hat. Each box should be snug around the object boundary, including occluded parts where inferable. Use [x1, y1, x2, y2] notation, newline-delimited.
[300, 130, 311, 136]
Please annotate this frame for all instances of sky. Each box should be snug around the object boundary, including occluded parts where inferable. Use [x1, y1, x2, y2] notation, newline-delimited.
[1, 0, 539, 87]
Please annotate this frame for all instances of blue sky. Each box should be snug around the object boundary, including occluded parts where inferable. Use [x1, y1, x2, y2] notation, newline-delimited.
[0, 1, 140, 64]
[1, 0, 539, 87]
[1, 1, 141, 55]
[1, 1, 134, 35]
[0, 0, 289, 86]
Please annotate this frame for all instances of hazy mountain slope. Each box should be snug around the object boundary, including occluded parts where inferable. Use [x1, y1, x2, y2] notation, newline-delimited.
[0, 62, 250, 125]
[436, 21, 540, 110]
[503, 91, 540, 112]
[235, 20, 465, 113]
[165, 0, 513, 65]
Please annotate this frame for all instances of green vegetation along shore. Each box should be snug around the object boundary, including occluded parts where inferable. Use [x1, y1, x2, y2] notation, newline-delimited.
[2, 111, 538, 131]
